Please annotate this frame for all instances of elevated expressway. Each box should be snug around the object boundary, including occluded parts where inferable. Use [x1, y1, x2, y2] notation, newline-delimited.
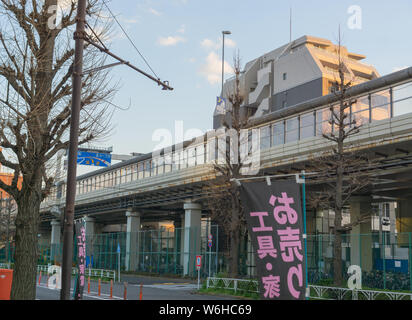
[39, 67, 412, 233]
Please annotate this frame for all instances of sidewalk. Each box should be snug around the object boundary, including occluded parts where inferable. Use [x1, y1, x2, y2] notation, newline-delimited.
[119, 273, 198, 285]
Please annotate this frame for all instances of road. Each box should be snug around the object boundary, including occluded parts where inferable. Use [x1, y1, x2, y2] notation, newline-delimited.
[35, 275, 236, 300]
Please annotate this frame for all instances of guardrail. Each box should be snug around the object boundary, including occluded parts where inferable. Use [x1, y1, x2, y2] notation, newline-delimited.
[206, 277, 259, 294]
[309, 285, 412, 300]
[0, 263, 11, 269]
[206, 277, 412, 300]
[36, 265, 116, 281]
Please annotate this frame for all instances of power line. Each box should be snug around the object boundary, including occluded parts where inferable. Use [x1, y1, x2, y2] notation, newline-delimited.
[102, 0, 160, 80]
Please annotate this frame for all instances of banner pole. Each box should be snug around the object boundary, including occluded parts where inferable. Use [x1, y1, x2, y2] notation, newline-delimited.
[301, 171, 309, 300]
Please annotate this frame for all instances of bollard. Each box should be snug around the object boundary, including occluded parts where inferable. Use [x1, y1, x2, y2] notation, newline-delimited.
[110, 279, 113, 299]
[38, 271, 42, 285]
[139, 283, 143, 300]
[88, 277, 90, 294]
[98, 278, 101, 296]
[123, 282, 127, 300]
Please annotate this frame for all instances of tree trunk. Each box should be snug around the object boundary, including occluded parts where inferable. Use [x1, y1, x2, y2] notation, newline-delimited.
[333, 212, 343, 286]
[10, 189, 41, 300]
[228, 227, 240, 277]
[228, 192, 241, 277]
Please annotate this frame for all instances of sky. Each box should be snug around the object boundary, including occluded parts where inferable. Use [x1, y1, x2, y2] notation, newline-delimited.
[76, 0, 412, 175]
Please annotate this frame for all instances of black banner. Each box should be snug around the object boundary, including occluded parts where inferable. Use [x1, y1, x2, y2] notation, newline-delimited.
[74, 219, 86, 300]
[240, 180, 307, 300]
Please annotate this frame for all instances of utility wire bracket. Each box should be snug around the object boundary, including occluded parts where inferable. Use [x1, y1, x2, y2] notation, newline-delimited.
[295, 172, 305, 184]
[82, 36, 173, 91]
[83, 61, 126, 75]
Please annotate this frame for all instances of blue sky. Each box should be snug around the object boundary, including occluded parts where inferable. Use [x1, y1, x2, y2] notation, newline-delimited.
[79, 0, 412, 173]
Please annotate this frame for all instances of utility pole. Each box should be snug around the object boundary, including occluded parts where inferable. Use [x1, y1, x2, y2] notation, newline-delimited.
[60, 0, 172, 300]
[221, 31, 231, 97]
[60, 0, 87, 300]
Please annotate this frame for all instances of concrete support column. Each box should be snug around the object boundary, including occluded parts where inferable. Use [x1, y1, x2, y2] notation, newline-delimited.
[125, 211, 141, 271]
[50, 220, 61, 263]
[350, 196, 373, 272]
[183, 202, 202, 276]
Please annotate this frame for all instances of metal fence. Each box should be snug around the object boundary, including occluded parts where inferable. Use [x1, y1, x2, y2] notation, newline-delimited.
[0, 224, 225, 278]
[2, 230, 412, 291]
[305, 232, 412, 291]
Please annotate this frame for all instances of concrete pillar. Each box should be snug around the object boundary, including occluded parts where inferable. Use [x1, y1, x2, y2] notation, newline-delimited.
[125, 211, 141, 271]
[183, 202, 202, 276]
[350, 196, 373, 272]
[50, 220, 61, 263]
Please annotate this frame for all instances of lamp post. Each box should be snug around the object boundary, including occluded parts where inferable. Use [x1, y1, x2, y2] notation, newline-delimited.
[221, 30, 231, 96]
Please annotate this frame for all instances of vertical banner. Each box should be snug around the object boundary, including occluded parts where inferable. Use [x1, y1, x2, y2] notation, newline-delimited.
[74, 219, 86, 300]
[240, 180, 306, 300]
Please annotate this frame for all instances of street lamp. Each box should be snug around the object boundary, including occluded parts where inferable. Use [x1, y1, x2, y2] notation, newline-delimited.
[221, 30, 231, 97]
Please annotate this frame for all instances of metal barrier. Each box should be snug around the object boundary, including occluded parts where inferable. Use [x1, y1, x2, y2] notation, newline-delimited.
[309, 285, 412, 300]
[206, 277, 259, 294]
[206, 277, 412, 300]
[36, 265, 116, 281]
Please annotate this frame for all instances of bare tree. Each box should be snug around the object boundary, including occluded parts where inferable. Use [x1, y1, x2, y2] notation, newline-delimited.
[307, 34, 373, 286]
[205, 54, 258, 277]
[0, 0, 116, 299]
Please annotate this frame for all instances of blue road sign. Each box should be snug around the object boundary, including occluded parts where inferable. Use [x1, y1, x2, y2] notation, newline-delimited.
[117, 243, 121, 254]
[77, 151, 111, 167]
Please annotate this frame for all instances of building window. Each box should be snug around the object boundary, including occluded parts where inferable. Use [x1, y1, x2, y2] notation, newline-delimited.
[260, 126, 271, 150]
[196, 145, 205, 165]
[300, 112, 315, 140]
[283, 73, 287, 81]
[164, 153, 172, 173]
[285, 117, 299, 143]
[272, 121, 285, 146]
[316, 108, 332, 136]
[144, 160, 151, 178]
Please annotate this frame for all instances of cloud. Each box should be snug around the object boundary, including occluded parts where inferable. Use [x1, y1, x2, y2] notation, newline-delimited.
[225, 38, 236, 48]
[148, 8, 162, 16]
[200, 37, 236, 50]
[157, 36, 186, 46]
[201, 38, 218, 50]
[199, 52, 234, 85]
[177, 24, 186, 34]
[58, 0, 75, 11]
[188, 57, 196, 63]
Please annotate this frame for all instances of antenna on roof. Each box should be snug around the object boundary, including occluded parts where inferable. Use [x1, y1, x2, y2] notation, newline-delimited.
[290, 7, 292, 43]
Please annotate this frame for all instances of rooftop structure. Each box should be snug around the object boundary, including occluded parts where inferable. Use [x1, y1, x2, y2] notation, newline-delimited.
[214, 35, 380, 128]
